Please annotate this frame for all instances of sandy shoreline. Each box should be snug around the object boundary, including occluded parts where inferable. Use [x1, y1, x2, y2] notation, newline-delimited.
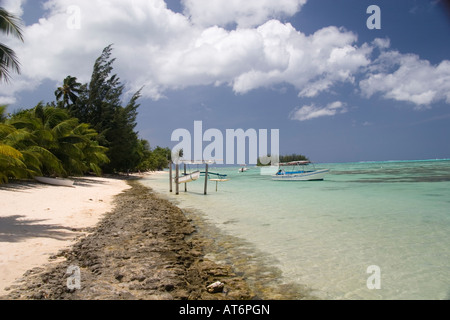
[0, 176, 254, 300]
[0, 176, 131, 296]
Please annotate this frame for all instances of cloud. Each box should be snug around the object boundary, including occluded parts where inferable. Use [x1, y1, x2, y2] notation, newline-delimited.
[182, 0, 307, 28]
[1, 0, 27, 16]
[0, 96, 17, 105]
[1, 0, 448, 113]
[360, 51, 450, 107]
[0, 0, 374, 105]
[232, 24, 372, 97]
[1, 0, 194, 101]
[290, 101, 348, 121]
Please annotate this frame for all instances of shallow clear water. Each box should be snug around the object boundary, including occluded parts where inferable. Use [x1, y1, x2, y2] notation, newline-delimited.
[142, 160, 450, 300]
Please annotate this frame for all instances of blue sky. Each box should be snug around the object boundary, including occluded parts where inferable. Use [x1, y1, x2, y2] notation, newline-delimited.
[1, 0, 450, 163]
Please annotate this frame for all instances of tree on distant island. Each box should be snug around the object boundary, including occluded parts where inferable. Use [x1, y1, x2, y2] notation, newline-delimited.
[257, 153, 309, 166]
[0, 7, 24, 83]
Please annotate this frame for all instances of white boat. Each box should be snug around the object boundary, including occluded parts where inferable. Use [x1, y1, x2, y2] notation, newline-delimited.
[34, 176, 75, 187]
[238, 165, 249, 173]
[175, 170, 200, 184]
[272, 161, 330, 181]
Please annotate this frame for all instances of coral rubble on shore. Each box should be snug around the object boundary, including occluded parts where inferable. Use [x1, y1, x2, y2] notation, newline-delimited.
[2, 181, 253, 300]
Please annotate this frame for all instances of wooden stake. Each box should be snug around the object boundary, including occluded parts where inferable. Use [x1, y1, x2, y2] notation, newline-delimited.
[175, 164, 179, 195]
[184, 163, 187, 192]
[204, 163, 209, 195]
[169, 162, 173, 193]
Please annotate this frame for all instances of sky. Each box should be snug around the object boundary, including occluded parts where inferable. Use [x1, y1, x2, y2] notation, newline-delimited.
[1, 0, 450, 163]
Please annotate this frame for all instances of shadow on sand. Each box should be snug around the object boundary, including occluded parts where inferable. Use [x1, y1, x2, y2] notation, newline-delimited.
[0, 215, 79, 243]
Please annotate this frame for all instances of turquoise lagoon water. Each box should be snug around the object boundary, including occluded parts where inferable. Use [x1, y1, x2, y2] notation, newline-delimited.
[141, 160, 450, 300]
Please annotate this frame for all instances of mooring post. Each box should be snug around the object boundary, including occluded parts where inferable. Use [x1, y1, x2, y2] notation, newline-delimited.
[204, 163, 209, 195]
[175, 164, 179, 195]
[184, 163, 187, 192]
[169, 161, 173, 193]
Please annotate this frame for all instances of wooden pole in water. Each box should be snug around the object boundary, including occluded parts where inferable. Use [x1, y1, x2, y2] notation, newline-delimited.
[175, 164, 179, 195]
[184, 163, 187, 192]
[169, 161, 173, 193]
[204, 163, 209, 195]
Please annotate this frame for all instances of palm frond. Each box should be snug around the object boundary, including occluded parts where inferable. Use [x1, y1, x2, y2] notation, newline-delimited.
[89, 162, 102, 176]
[0, 143, 23, 159]
[21, 150, 43, 176]
[0, 43, 20, 82]
[27, 145, 65, 176]
[0, 7, 24, 41]
[0, 153, 28, 183]
[51, 118, 78, 137]
[0, 122, 16, 138]
[2, 128, 33, 148]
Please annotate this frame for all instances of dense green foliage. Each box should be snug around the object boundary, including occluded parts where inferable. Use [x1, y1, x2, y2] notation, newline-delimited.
[0, 45, 171, 183]
[56, 45, 170, 174]
[0, 104, 108, 183]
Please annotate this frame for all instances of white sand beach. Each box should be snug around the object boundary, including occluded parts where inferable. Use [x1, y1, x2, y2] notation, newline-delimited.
[0, 176, 130, 296]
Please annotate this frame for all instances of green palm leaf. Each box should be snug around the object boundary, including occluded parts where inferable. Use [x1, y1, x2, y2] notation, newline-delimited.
[0, 7, 24, 82]
[27, 145, 65, 176]
[52, 118, 79, 138]
[0, 153, 28, 183]
[0, 143, 23, 159]
[0, 8, 24, 40]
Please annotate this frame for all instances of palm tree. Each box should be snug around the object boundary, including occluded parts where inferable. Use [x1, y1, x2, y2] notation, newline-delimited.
[9, 103, 109, 177]
[71, 123, 109, 176]
[0, 106, 34, 183]
[1, 103, 110, 183]
[0, 7, 24, 83]
[7, 103, 67, 177]
[55, 76, 82, 108]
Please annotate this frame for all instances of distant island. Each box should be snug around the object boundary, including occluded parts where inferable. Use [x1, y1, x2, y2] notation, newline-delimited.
[257, 154, 309, 166]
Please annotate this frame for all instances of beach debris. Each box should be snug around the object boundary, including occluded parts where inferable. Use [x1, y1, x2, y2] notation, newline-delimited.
[207, 281, 224, 293]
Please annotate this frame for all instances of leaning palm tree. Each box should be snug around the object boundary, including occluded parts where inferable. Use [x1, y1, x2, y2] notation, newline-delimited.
[0, 7, 24, 83]
[9, 103, 109, 177]
[0, 106, 37, 183]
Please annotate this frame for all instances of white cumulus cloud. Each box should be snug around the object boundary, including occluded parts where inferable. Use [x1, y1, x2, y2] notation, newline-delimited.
[290, 101, 348, 121]
[360, 51, 450, 107]
[182, 0, 307, 28]
[0, 0, 374, 105]
[1, 0, 448, 113]
[1, 0, 27, 16]
[232, 24, 372, 97]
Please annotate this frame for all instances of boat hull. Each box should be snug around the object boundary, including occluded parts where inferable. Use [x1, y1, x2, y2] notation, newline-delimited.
[176, 171, 200, 184]
[34, 176, 75, 187]
[271, 169, 330, 181]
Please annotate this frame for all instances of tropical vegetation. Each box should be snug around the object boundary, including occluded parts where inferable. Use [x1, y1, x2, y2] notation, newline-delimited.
[0, 44, 171, 184]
